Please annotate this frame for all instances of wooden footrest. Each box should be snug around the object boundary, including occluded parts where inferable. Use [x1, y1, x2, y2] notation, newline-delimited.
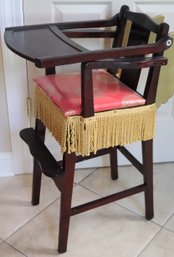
[20, 128, 64, 178]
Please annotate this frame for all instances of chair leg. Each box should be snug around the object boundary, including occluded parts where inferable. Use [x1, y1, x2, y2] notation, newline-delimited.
[32, 119, 46, 206]
[142, 139, 154, 220]
[110, 147, 118, 180]
[32, 160, 43, 205]
[55, 152, 76, 254]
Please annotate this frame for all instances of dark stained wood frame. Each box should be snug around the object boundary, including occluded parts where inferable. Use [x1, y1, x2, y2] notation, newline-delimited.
[4, 5, 173, 254]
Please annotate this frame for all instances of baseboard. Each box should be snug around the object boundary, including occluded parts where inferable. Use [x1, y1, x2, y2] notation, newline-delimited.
[0, 152, 14, 177]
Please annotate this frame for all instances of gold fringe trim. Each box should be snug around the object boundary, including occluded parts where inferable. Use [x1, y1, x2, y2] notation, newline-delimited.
[34, 86, 156, 156]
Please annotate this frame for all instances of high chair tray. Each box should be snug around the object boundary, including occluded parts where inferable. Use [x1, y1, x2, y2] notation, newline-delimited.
[4, 23, 88, 68]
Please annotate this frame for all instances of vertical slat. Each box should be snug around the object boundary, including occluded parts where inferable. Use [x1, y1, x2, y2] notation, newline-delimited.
[81, 63, 94, 117]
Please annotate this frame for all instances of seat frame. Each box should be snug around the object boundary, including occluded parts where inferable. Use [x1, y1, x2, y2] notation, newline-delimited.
[18, 5, 173, 254]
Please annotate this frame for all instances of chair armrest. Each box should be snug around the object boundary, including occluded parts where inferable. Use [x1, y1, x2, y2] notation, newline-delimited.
[84, 56, 168, 70]
[79, 36, 172, 118]
[36, 35, 172, 68]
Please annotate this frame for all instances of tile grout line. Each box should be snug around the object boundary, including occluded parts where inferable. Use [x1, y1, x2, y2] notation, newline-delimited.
[159, 212, 174, 234]
[2, 169, 97, 244]
[4, 182, 79, 243]
[4, 242, 28, 257]
[78, 181, 107, 198]
[161, 212, 174, 228]
[135, 210, 174, 256]
[74, 167, 98, 185]
[136, 226, 164, 257]
[114, 200, 168, 228]
[4, 195, 60, 242]
[163, 226, 174, 234]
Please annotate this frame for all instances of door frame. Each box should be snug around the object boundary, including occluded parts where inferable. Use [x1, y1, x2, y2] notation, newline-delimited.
[0, 0, 31, 174]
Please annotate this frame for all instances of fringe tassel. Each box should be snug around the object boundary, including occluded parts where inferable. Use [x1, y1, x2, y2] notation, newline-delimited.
[35, 86, 156, 156]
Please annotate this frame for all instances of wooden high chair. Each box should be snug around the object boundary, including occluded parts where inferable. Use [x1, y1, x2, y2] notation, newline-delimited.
[5, 5, 172, 254]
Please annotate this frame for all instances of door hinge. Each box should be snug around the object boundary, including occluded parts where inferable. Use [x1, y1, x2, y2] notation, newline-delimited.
[27, 96, 32, 118]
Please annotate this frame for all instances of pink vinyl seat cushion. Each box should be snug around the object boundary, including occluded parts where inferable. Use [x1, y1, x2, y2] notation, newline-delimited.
[34, 70, 145, 117]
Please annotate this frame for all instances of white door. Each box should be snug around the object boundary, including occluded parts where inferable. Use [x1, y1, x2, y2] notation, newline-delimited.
[23, 0, 174, 169]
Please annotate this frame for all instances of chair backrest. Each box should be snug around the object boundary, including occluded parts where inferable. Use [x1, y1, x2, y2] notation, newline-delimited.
[111, 5, 170, 104]
[156, 31, 174, 107]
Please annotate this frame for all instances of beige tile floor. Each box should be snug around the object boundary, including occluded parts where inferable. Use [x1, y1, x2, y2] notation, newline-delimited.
[0, 163, 174, 257]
